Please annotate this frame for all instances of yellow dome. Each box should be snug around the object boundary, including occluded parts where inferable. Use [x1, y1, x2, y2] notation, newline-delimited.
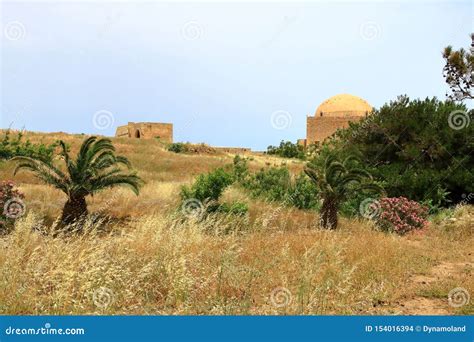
[315, 94, 372, 117]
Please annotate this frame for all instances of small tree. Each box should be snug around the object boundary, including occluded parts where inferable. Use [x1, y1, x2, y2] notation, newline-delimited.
[181, 168, 233, 204]
[11, 136, 143, 226]
[266, 140, 306, 159]
[442, 33, 474, 101]
[340, 96, 473, 205]
[180, 168, 235, 215]
[0, 130, 57, 162]
[305, 155, 384, 229]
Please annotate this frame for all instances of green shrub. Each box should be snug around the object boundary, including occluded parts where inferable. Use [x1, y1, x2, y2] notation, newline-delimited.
[217, 202, 248, 216]
[232, 155, 249, 183]
[0, 130, 57, 162]
[181, 168, 233, 203]
[326, 96, 474, 206]
[167, 142, 188, 153]
[245, 167, 291, 201]
[339, 184, 385, 218]
[180, 168, 246, 219]
[287, 173, 320, 210]
[242, 166, 319, 210]
[266, 140, 306, 159]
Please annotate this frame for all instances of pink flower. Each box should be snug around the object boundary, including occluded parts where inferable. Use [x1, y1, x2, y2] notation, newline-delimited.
[375, 197, 429, 235]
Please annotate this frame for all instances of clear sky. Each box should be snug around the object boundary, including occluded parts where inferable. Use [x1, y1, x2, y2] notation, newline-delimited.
[1, 0, 472, 150]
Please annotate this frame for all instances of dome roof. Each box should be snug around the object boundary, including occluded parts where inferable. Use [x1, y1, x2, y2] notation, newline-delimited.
[315, 94, 372, 117]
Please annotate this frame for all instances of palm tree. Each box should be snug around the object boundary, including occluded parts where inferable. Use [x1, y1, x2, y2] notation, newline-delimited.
[11, 136, 143, 226]
[305, 154, 384, 229]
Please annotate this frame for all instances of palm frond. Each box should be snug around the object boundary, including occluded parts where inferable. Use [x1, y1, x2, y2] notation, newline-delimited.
[89, 151, 118, 171]
[304, 167, 318, 181]
[115, 155, 132, 168]
[347, 168, 373, 180]
[342, 155, 361, 168]
[325, 162, 346, 183]
[324, 154, 339, 170]
[90, 173, 144, 195]
[58, 140, 76, 180]
[11, 156, 69, 193]
[358, 183, 386, 196]
[77, 137, 114, 174]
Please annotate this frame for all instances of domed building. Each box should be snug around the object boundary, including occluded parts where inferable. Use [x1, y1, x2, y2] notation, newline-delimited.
[298, 94, 372, 147]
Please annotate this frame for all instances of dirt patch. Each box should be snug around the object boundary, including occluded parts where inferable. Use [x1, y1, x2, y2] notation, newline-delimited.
[395, 297, 450, 315]
[390, 261, 473, 315]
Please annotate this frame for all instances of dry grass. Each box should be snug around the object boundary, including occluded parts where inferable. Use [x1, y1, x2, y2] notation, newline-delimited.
[0, 131, 472, 315]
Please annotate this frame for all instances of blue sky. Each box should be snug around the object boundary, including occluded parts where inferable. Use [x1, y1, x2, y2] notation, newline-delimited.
[1, 0, 472, 150]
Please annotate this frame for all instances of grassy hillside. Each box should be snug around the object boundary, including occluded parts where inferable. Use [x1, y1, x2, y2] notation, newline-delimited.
[0, 131, 472, 315]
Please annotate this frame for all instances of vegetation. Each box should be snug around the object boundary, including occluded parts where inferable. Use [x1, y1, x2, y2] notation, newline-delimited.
[216, 201, 248, 216]
[167, 142, 189, 154]
[0, 131, 472, 316]
[331, 96, 474, 207]
[0, 130, 57, 162]
[305, 155, 384, 229]
[11, 136, 143, 227]
[181, 168, 233, 204]
[266, 140, 306, 159]
[375, 197, 429, 235]
[180, 167, 237, 214]
[0, 35, 472, 315]
[235, 160, 319, 210]
[232, 155, 249, 183]
[0, 204, 471, 315]
[443, 33, 474, 101]
[245, 167, 290, 202]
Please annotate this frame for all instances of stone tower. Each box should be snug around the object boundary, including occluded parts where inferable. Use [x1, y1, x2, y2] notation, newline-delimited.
[299, 94, 372, 147]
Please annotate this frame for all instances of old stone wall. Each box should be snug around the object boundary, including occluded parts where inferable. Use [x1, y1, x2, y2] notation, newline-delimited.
[115, 126, 130, 138]
[115, 122, 173, 143]
[306, 116, 364, 144]
[214, 147, 251, 154]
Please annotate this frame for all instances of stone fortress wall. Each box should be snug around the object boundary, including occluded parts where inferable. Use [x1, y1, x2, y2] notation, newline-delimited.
[115, 122, 173, 143]
[115, 94, 372, 152]
[306, 112, 369, 145]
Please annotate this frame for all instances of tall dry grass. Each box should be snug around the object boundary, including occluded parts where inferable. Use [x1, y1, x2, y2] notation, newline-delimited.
[0, 131, 472, 315]
[0, 204, 472, 315]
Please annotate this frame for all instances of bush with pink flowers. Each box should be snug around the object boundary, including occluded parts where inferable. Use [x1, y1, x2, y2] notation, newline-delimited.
[0, 180, 25, 233]
[376, 197, 429, 235]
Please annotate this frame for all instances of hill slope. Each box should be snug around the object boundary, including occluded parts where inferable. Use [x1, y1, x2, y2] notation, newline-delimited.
[0, 131, 472, 315]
